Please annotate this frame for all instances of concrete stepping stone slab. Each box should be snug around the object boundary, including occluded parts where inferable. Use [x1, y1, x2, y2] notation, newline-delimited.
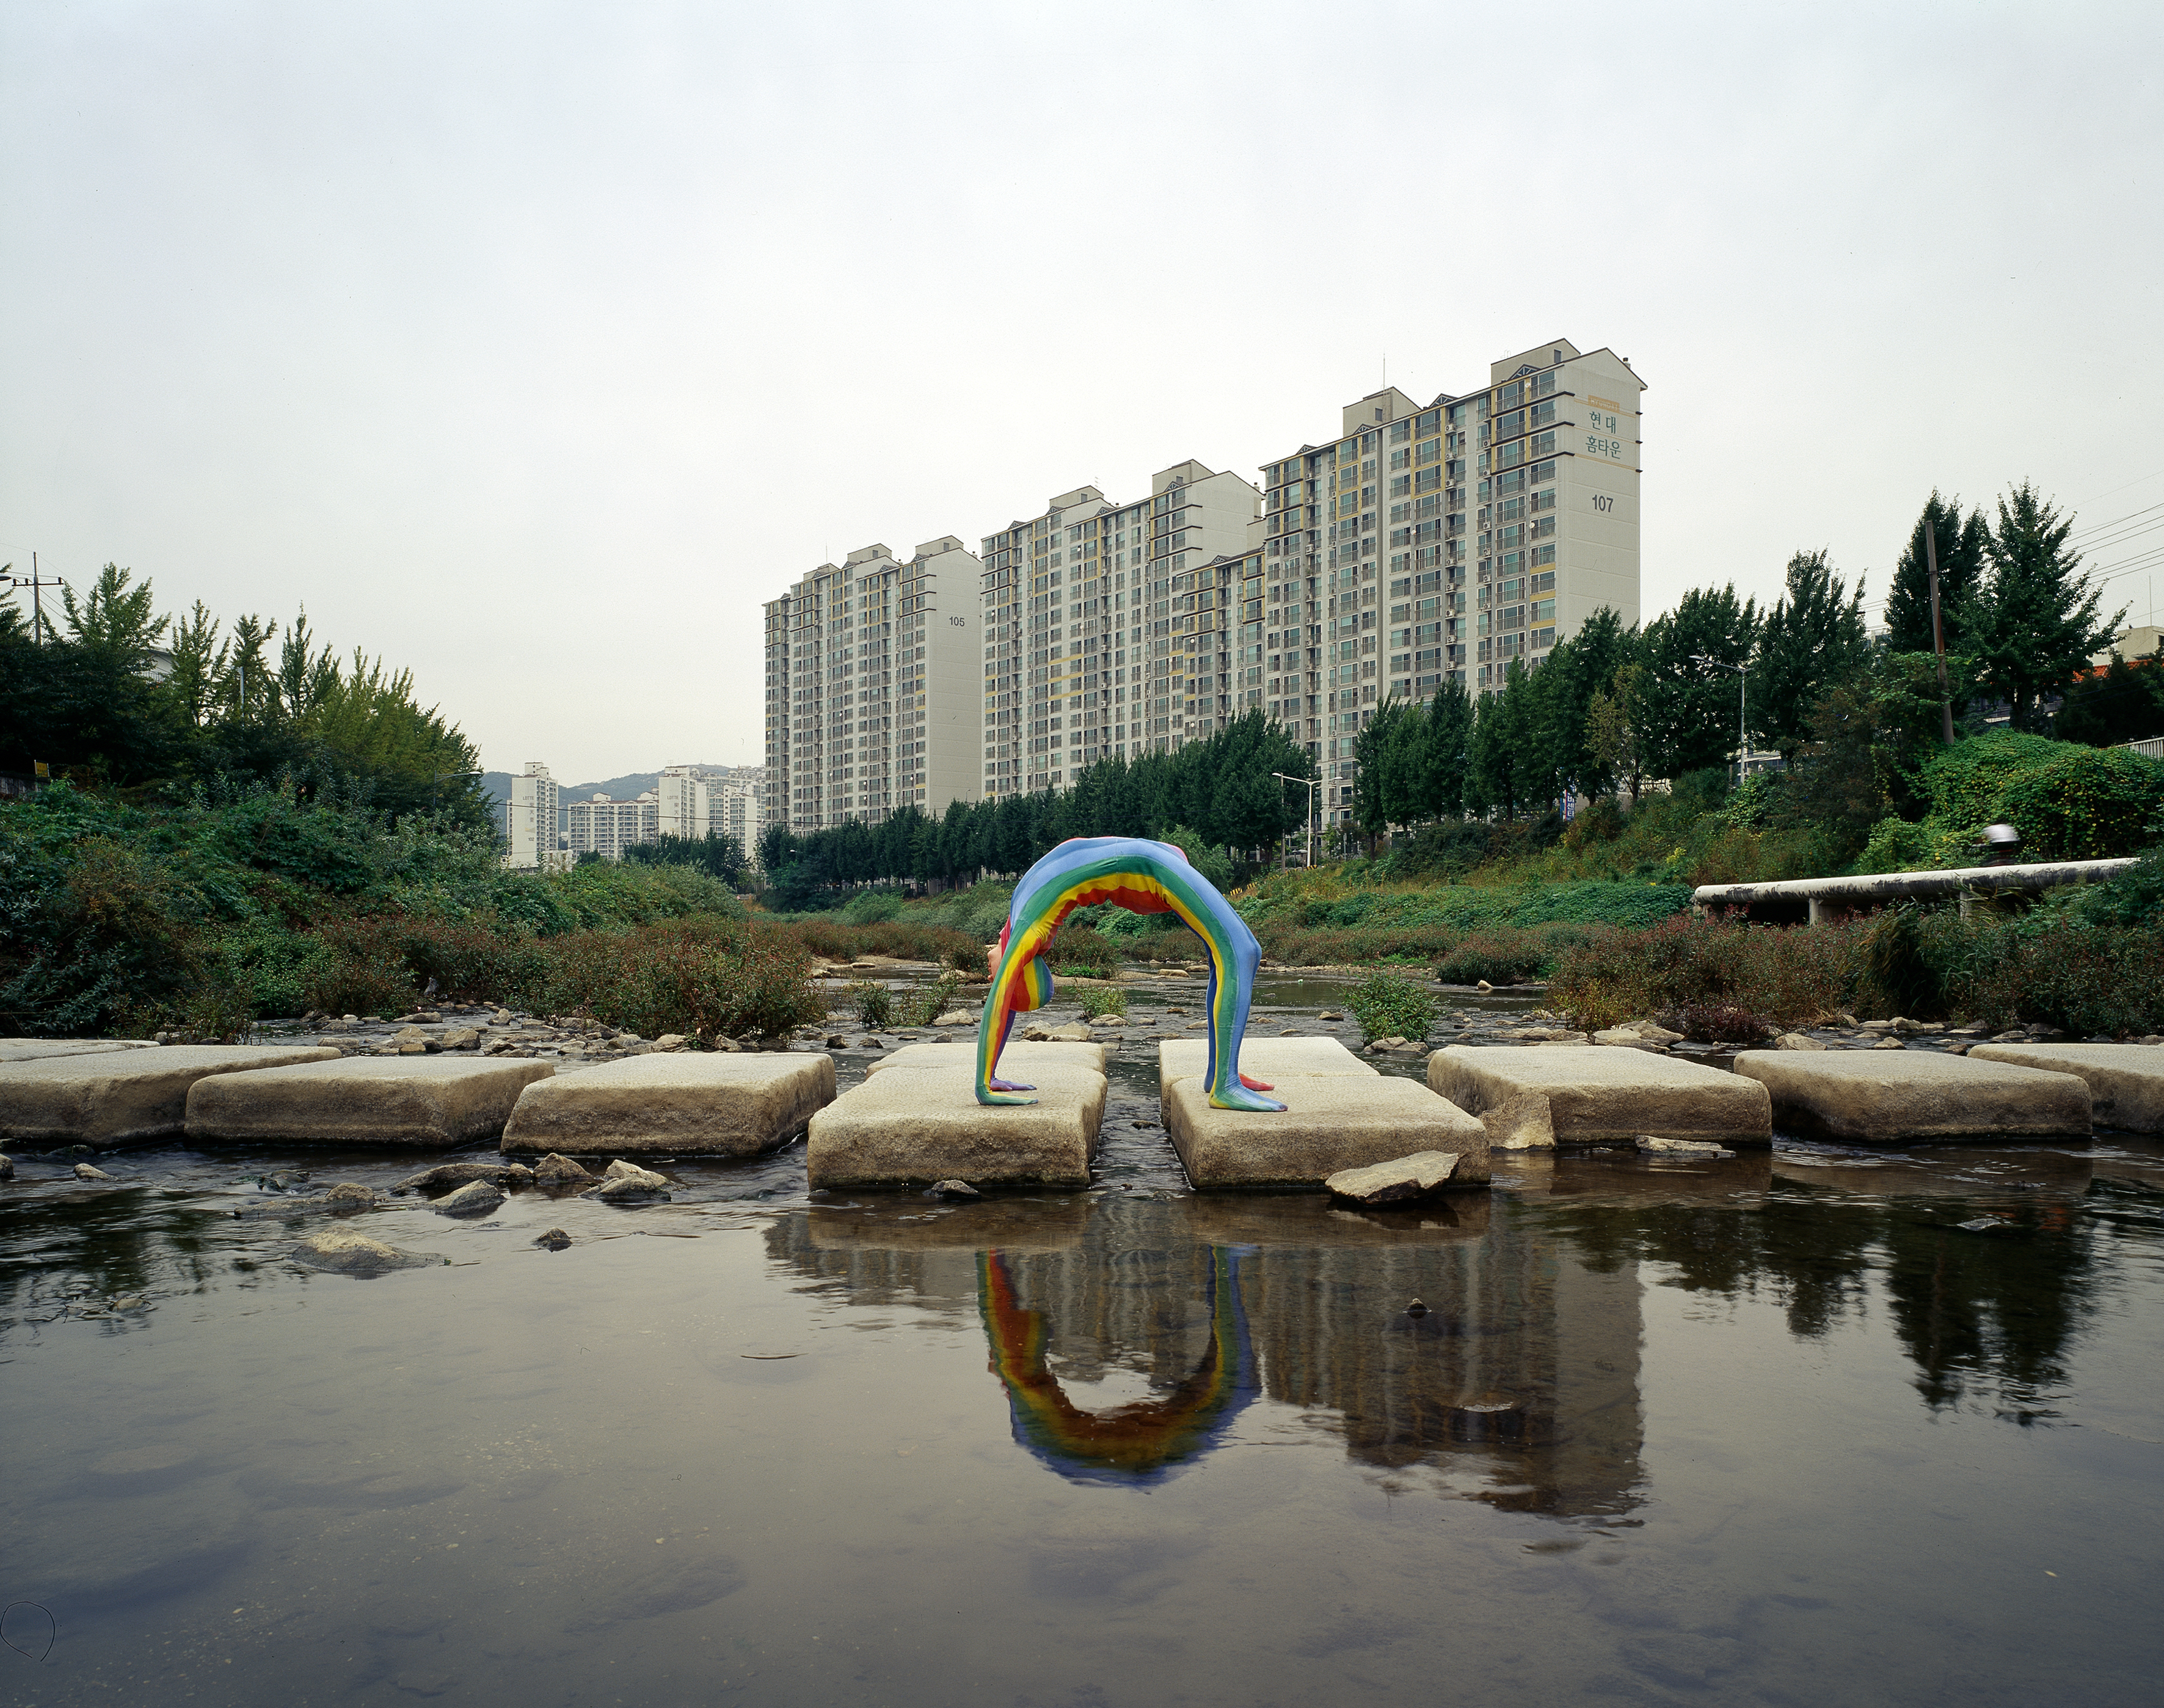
[1164, 1074, 1488, 1191]
[1965, 1042, 2164, 1133]
[0, 1039, 157, 1064]
[861, 1040, 1110, 1077]
[499, 1052, 836, 1157]
[1156, 1036, 1377, 1092]
[186, 1056, 556, 1147]
[1427, 1045, 1772, 1148]
[0, 1044, 341, 1147]
[806, 1064, 1105, 1190]
[1732, 1049, 2091, 1144]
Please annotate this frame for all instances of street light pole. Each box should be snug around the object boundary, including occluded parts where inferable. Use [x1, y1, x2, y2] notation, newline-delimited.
[1272, 771, 1320, 869]
[1692, 655, 1749, 786]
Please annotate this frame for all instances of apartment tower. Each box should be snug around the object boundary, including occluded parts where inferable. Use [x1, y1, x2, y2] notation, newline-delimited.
[763, 538, 982, 834]
[977, 460, 1259, 799]
[503, 761, 559, 869]
[1260, 338, 1642, 823]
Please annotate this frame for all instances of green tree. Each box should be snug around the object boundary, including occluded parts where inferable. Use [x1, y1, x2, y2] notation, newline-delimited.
[2055, 648, 2164, 747]
[1418, 677, 1473, 821]
[1636, 586, 1758, 779]
[163, 601, 228, 728]
[1351, 699, 1410, 834]
[1964, 481, 2124, 731]
[1586, 660, 1650, 802]
[1752, 550, 1870, 762]
[61, 562, 168, 672]
[1884, 492, 1990, 655]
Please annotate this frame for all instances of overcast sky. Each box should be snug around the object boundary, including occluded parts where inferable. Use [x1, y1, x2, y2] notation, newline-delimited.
[5, 1, 2162, 782]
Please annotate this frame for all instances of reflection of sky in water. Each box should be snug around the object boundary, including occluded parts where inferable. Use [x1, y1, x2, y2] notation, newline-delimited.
[1, 1133, 2160, 1705]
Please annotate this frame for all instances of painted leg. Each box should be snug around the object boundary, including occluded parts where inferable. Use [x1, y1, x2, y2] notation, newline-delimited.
[976, 993, 1036, 1105]
[1205, 933, 1284, 1113]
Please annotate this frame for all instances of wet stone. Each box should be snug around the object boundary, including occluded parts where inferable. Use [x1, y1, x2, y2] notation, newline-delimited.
[1428, 1045, 1773, 1149]
[1325, 1151, 1463, 1205]
[290, 1225, 442, 1276]
[1164, 1074, 1488, 1192]
[186, 1056, 556, 1148]
[1732, 1049, 2093, 1144]
[433, 1179, 505, 1216]
[1965, 1042, 2164, 1133]
[501, 1053, 836, 1157]
[532, 1152, 593, 1185]
[0, 1044, 341, 1148]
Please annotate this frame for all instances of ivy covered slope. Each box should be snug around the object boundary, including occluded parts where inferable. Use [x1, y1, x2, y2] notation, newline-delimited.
[0, 785, 818, 1042]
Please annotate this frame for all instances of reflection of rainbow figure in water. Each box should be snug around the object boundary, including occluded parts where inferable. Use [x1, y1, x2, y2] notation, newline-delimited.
[977, 1246, 1258, 1481]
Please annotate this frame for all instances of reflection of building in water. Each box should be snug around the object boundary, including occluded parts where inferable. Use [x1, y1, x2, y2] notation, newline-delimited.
[763, 1193, 1645, 1515]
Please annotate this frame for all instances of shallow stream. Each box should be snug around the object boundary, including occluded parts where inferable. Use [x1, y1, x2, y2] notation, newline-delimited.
[4, 980, 2161, 1706]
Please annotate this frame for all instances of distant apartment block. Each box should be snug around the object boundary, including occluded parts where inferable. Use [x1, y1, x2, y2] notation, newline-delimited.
[502, 762, 559, 869]
[1261, 339, 1643, 823]
[763, 540, 982, 834]
[656, 764, 767, 856]
[568, 790, 658, 860]
[977, 460, 1259, 799]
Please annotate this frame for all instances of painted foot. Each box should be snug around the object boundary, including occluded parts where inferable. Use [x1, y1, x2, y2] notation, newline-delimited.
[988, 1078, 1036, 1094]
[976, 1090, 1040, 1107]
[1208, 1083, 1288, 1113]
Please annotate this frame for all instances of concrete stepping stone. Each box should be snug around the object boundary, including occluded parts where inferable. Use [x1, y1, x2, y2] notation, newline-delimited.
[186, 1056, 556, 1147]
[861, 1040, 1110, 1077]
[806, 1063, 1105, 1190]
[0, 1039, 157, 1064]
[0, 1044, 341, 1147]
[1156, 1036, 1377, 1092]
[1965, 1042, 2164, 1133]
[499, 1052, 836, 1157]
[1163, 1074, 1488, 1191]
[1732, 1048, 2091, 1144]
[1427, 1045, 1772, 1148]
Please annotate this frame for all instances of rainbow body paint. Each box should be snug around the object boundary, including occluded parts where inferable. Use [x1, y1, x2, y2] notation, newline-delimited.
[975, 835, 1284, 1113]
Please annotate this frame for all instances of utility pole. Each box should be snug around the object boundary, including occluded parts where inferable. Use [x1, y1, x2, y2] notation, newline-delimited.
[3, 554, 68, 645]
[1273, 771, 1320, 869]
[1925, 519, 1956, 744]
[1692, 655, 1749, 787]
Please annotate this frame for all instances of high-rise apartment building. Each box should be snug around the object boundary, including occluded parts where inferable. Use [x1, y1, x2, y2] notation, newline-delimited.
[1260, 338, 1642, 823]
[567, 791, 658, 860]
[655, 764, 767, 857]
[977, 460, 1260, 798]
[503, 761, 559, 868]
[763, 539, 982, 834]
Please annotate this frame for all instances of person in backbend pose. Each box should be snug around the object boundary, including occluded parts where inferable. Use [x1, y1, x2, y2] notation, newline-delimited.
[975, 836, 1284, 1113]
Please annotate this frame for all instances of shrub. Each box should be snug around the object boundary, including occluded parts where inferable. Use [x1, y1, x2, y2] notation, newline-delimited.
[1077, 985, 1128, 1021]
[900, 974, 966, 1026]
[1663, 1003, 1776, 1044]
[845, 980, 894, 1030]
[542, 920, 820, 1042]
[839, 889, 906, 926]
[1551, 915, 1863, 1031]
[1047, 924, 1117, 976]
[1432, 930, 1555, 986]
[1348, 970, 1437, 1043]
[1996, 745, 2164, 860]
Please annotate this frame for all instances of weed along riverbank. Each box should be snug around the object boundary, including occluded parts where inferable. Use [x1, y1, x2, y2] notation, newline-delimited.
[4, 955, 2163, 1705]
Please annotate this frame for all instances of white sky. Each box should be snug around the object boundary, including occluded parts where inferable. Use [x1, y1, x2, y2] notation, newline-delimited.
[5, 1, 2162, 782]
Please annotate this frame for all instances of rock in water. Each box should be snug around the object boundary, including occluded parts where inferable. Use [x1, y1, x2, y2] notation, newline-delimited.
[0, 1154, 14, 1180]
[1479, 1091, 1555, 1151]
[323, 1182, 376, 1212]
[393, 1161, 533, 1194]
[533, 1227, 572, 1251]
[1324, 1151, 1461, 1205]
[603, 1159, 667, 1188]
[927, 1179, 980, 1200]
[434, 1180, 505, 1216]
[73, 1161, 117, 1180]
[1774, 1033, 1827, 1050]
[591, 1175, 670, 1204]
[1636, 1135, 1735, 1157]
[291, 1225, 440, 1276]
[931, 1011, 977, 1028]
[533, 1152, 592, 1185]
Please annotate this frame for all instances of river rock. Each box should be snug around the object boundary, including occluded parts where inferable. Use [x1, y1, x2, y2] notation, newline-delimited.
[0, 1043, 340, 1147]
[0, 1154, 13, 1180]
[591, 1173, 669, 1204]
[1592, 1028, 1665, 1050]
[323, 1182, 376, 1212]
[187, 1056, 556, 1148]
[1732, 1049, 2092, 1143]
[1324, 1150, 1462, 1205]
[392, 1161, 535, 1194]
[500, 1053, 835, 1158]
[603, 1158, 667, 1187]
[534, 1227, 572, 1250]
[533, 1152, 592, 1185]
[73, 1161, 117, 1180]
[927, 1178, 981, 1199]
[434, 1179, 504, 1216]
[1636, 1135, 1735, 1157]
[1775, 1033, 1827, 1050]
[1429, 1045, 1773, 1148]
[932, 1011, 978, 1028]
[291, 1224, 441, 1276]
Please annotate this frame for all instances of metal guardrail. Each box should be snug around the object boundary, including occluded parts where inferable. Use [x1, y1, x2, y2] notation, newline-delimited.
[2127, 736, 2164, 760]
